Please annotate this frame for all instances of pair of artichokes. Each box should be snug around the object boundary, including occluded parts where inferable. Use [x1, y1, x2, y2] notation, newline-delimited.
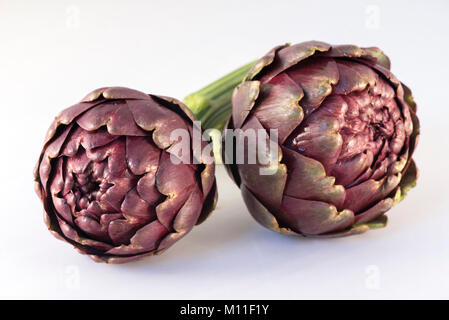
[35, 41, 419, 263]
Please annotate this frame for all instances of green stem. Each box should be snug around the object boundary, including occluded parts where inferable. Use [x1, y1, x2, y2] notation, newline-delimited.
[184, 61, 256, 130]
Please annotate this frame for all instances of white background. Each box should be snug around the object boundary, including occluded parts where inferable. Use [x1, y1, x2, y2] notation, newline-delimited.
[0, 0, 448, 299]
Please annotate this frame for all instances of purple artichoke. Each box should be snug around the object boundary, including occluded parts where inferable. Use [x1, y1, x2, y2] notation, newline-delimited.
[223, 41, 419, 237]
[34, 87, 217, 263]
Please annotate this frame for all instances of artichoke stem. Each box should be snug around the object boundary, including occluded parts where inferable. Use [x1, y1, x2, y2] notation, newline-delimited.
[184, 61, 256, 130]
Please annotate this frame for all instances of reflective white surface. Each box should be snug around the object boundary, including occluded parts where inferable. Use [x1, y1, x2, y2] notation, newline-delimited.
[0, 0, 448, 299]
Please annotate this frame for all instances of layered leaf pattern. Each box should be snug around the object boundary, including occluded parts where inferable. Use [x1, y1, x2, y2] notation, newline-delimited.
[225, 42, 419, 237]
[35, 87, 217, 263]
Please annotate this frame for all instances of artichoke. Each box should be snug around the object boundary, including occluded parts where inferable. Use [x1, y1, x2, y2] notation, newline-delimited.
[220, 41, 419, 237]
[34, 87, 217, 263]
